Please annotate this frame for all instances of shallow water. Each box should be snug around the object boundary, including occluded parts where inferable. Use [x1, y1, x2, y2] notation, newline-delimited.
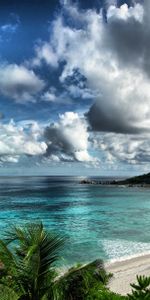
[0, 176, 150, 266]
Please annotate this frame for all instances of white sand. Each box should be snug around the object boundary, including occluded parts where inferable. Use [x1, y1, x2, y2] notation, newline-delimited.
[105, 254, 150, 295]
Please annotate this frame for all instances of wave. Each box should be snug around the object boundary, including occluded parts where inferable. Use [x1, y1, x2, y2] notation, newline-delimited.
[102, 239, 150, 264]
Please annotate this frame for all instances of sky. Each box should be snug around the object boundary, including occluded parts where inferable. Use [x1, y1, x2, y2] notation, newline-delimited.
[0, 0, 149, 176]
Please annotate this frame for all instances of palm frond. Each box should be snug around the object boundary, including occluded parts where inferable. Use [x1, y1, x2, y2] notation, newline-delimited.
[0, 239, 16, 270]
[0, 284, 19, 300]
[0, 222, 65, 300]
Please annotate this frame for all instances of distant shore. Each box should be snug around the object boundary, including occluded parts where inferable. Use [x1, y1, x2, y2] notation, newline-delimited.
[80, 172, 150, 186]
[105, 253, 150, 295]
[80, 179, 150, 187]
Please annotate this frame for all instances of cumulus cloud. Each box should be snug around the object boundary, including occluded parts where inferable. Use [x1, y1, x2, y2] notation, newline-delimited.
[0, 120, 47, 163]
[105, 3, 149, 73]
[15, 1, 150, 169]
[34, 1, 150, 136]
[91, 132, 150, 165]
[44, 112, 97, 163]
[0, 64, 45, 102]
[86, 69, 150, 134]
[107, 3, 143, 22]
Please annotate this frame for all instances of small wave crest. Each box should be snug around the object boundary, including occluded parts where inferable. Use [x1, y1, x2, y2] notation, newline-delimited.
[102, 239, 150, 264]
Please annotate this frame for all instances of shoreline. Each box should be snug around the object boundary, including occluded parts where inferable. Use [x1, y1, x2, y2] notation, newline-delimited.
[105, 249, 150, 266]
[105, 253, 150, 295]
[58, 251, 150, 295]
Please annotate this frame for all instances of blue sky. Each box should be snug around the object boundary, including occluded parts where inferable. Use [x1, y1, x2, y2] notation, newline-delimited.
[0, 0, 149, 176]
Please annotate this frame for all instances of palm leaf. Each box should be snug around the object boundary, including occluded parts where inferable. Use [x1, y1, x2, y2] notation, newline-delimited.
[0, 239, 16, 270]
[0, 222, 65, 300]
[0, 284, 19, 300]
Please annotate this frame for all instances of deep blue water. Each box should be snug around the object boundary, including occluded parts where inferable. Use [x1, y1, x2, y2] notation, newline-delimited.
[0, 176, 150, 266]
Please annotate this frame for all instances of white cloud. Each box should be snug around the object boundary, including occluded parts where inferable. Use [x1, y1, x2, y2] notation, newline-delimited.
[32, 42, 58, 68]
[35, 2, 150, 135]
[44, 112, 97, 163]
[91, 132, 150, 165]
[0, 120, 47, 163]
[107, 3, 144, 22]
[21, 1, 150, 168]
[1, 23, 18, 33]
[75, 150, 93, 162]
[0, 64, 45, 102]
[41, 87, 57, 102]
[0, 14, 20, 35]
[67, 84, 99, 100]
[0, 114, 99, 168]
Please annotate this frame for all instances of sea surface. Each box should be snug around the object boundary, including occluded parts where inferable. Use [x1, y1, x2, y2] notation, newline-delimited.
[0, 176, 150, 266]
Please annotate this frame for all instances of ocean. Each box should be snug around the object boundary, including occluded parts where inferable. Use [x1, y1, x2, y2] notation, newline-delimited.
[0, 176, 150, 267]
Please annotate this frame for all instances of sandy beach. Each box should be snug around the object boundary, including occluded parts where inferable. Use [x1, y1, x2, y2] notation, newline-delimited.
[105, 254, 150, 295]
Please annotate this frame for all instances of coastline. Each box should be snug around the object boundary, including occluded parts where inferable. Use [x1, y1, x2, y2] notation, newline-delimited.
[105, 253, 150, 295]
[57, 251, 150, 294]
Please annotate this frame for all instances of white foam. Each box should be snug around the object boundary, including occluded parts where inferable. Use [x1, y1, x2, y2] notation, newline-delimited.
[102, 239, 150, 265]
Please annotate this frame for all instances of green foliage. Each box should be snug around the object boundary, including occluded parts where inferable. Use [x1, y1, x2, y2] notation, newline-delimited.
[128, 275, 150, 300]
[0, 284, 19, 300]
[0, 222, 64, 300]
[2, 221, 150, 300]
[55, 259, 120, 300]
[118, 172, 150, 185]
[85, 283, 126, 300]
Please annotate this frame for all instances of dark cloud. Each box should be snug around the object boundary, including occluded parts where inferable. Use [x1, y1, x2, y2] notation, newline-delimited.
[105, 2, 150, 76]
[86, 102, 141, 134]
[84, 2, 150, 134]
[44, 125, 73, 158]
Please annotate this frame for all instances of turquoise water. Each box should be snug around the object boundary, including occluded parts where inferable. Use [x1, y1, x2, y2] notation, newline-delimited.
[0, 176, 150, 266]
